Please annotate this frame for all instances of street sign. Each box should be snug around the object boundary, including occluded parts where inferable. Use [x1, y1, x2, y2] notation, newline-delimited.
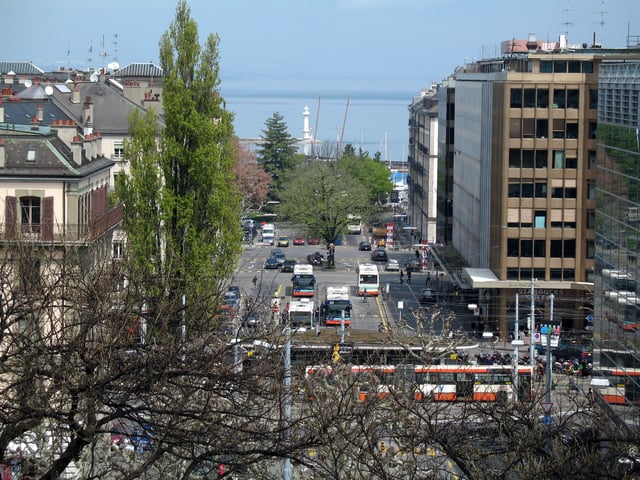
[338, 342, 354, 354]
[543, 415, 552, 426]
[541, 402, 553, 415]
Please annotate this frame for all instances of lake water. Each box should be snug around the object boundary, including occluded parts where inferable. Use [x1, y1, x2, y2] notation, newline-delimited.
[223, 89, 416, 162]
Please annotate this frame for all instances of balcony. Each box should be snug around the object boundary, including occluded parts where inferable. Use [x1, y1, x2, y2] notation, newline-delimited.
[0, 205, 123, 245]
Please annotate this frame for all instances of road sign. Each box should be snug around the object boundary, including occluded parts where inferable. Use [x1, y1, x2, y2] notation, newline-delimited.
[541, 402, 553, 415]
[543, 415, 552, 426]
[338, 342, 354, 354]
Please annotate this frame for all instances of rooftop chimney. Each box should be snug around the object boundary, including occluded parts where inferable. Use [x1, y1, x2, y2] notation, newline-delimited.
[0, 99, 4, 123]
[37, 104, 43, 122]
[70, 136, 83, 165]
[71, 83, 80, 104]
[0, 138, 5, 168]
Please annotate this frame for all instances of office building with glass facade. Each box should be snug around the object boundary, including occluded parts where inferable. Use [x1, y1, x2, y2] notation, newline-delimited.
[594, 60, 640, 427]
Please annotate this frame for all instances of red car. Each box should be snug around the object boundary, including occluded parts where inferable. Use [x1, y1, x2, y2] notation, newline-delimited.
[293, 237, 305, 246]
[307, 237, 321, 245]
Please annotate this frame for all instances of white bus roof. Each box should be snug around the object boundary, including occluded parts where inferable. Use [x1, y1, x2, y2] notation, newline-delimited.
[294, 264, 314, 275]
[357, 263, 379, 275]
[288, 299, 315, 311]
[326, 286, 350, 299]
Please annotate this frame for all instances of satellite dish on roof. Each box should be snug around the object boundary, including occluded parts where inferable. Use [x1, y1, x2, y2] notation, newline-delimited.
[107, 61, 120, 71]
[44, 85, 54, 96]
[90, 72, 99, 82]
[24, 79, 32, 88]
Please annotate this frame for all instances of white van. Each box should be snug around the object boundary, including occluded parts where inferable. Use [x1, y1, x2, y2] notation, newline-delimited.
[261, 223, 275, 245]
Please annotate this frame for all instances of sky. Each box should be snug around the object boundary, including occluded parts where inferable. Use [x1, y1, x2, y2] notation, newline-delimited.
[3, 0, 640, 97]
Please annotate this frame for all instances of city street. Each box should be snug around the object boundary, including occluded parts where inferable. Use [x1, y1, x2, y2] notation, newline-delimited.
[234, 224, 477, 336]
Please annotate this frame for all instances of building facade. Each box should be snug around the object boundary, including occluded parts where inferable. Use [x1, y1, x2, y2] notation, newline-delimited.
[438, 36, 640, 335]
[407, 83, 439, 243]
[593, 61, 640, 426]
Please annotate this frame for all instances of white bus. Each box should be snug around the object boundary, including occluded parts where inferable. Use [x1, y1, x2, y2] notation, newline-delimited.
[356, 263, 380, 296]
[292, 264, 315, 297]
[285, 298, 315, 328]
[347, 214, 362, 234]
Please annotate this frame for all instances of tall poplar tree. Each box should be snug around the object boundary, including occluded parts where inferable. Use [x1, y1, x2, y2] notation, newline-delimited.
[119, 0, 241, 330]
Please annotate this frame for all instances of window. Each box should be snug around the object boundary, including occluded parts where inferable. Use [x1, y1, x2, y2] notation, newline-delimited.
[113, 241, 125, 261]
[510, 88, 523, 108]
[565, 154, 577, 169]
[564, 239, 576, 258]
[588, 150, 596, 169]
[540, 61, 552, 73]
[534, 239, 546, 256]
[588, 181, 596, 200]
[20, 196, 41, 233]
[535, 183, 547, 198]
[553, 61, 567, 73]
[26, 149, 36, 162]
[521, 240, 533, 257]
[586, 240, 595, 259]
[536, 119, 548, 138]
[589, 89, 598, 109]
[566, 122, 578, 139]
[509, 183, 521, 198]
[509, 149, 521, 168]
[524, 89, 536, 108]
[534, 211, 546, 228]
[589, 121, 597, 139]
[114, 143, 124, 158]
[550, 239, 576, 258]
[508, 238, 519, 257]
[567, 89, 579, 109]
[537, 89, 549, 108]
[582, 62, 594, 73]
[553, 89, 566, 109]
[536, 151, 548, 168]
[521, 183, 534, 198]
[553, 150, 565, 169]
[587, 210, 595, 229]
[568, 61, 581, 73]
[522, 150, 534, 168]
[553, 119, 565, 138]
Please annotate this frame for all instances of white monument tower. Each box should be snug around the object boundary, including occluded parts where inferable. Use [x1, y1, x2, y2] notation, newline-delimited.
[302, 105, 312, 156]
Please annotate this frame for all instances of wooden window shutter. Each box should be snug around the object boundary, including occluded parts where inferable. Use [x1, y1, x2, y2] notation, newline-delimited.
[509, 118, 521, 138]
[5, 196, 16, 239]
[42, 196, 54, 241]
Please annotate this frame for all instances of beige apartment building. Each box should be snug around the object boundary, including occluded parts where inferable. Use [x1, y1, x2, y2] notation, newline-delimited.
[437, 35, 640, 335]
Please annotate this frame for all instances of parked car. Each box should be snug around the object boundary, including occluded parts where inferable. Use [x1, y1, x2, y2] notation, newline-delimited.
[277, 236, 290, 247]
[307, 237, 321, 245]
[404, 259, 422, 272]
[307, 252, 324, 266]
[281, 259, 297, 273]
[264, 257, 279, 269]
[386, 259, 400, 271]
[223, 291, 240, 310]
[293, 236, 305, 246]
[371, 249, 388, 262]
[228, 285, 241, 303]
[244, 312, 260, 329]
[419, 288, 437, 304]
[358, 241, 372, 251]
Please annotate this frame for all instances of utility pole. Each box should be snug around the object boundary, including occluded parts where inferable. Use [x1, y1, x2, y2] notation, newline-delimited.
[283, 325, 292, 480]
[529, 279, 536, 378]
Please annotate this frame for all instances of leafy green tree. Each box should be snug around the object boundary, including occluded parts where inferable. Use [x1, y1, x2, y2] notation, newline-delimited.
[257, 112, 299, 198]
[278, 161, 370, 246]
[118, 0, 241, 327]
[339, 144, 394, 206]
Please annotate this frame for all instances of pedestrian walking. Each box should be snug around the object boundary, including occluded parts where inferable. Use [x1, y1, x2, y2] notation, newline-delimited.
[415, 249, 420, 260]
[252, 275, 258, 288]
[363, 288, 368, 302]
[426, 271, 431, 286]
[407, 270, 412, 284]
[399, 269, 404, 283]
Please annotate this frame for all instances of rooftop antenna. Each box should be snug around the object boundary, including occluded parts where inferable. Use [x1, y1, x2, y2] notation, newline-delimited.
[99, 34, 108, 71]
[87, 40, 94, 72]
[562, 0, 573, 41]
[595, 0, 606, 46]
[66, 43, 71, 81]
[112, 32, 119, 63]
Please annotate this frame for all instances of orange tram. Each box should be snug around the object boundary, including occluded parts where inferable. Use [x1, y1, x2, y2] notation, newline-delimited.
[305, 364, 534, 402]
